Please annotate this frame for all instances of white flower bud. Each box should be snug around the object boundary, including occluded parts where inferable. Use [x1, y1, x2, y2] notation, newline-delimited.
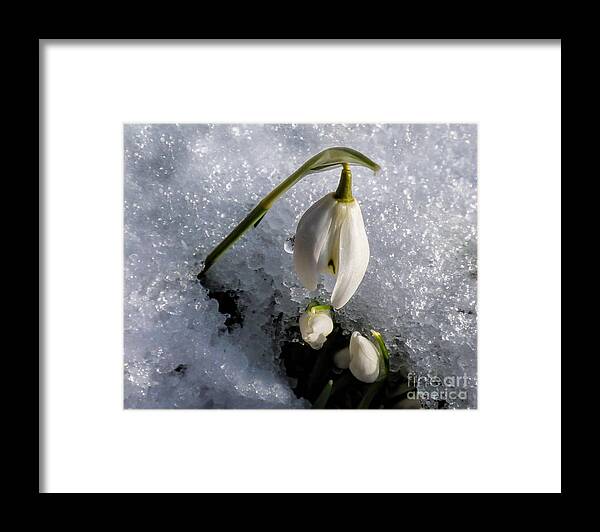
[348, 331, 382, 383]
[299, 307, 334, 350]
[333, 347, 351, 369]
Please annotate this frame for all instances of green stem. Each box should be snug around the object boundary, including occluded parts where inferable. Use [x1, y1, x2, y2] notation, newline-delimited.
[358, 380, 385, 409]
[198, 147, 380, 277]
[312, 379, 333, 409]
[333, 164, 354, 202]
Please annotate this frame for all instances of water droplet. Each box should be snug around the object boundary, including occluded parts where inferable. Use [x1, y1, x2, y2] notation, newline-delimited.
[284, 235, 295, 254]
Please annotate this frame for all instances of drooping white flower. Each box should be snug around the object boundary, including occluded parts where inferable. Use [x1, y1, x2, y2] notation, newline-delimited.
[344, 331, 386, 383]
[293, 193, 369, 309]
[299, 307, 334, 350]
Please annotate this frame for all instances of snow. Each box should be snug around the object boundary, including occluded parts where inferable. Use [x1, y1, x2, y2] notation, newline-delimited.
[124, 124, 477, 408]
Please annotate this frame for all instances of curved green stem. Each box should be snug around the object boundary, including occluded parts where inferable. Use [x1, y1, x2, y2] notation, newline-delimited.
[198, 147, 380, 277]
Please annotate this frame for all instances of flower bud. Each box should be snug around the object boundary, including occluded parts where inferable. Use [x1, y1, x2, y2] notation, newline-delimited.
[348, 331, 386, 383]
[299, 306, 334, 350]
[333, 347, 351, 369]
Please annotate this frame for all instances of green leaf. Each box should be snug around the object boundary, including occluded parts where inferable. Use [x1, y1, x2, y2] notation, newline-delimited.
[312, 380, 333, 409]
[305, 147, 381, 176]
[370, 330, 390, 377]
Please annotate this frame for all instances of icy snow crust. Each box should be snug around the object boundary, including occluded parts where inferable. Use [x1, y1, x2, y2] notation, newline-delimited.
[124, 124, 477, 408]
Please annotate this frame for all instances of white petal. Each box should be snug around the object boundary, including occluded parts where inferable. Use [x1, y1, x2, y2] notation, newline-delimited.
[331, 200, 370, 309]
[317, 201, 346, 276]
[349, 332, 380, 383]
[333, 347, 351, 369]
[349, 332, 362, 360]
[293, 194, 336, 290]
[299, 310, 333, 350]
[305, 333, 327, 350]
[298, 312, 311, 339]
[310, 313, 333, 337]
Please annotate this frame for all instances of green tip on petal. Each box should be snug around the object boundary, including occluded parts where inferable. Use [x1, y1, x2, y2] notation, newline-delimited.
[309, 304, 333, 314]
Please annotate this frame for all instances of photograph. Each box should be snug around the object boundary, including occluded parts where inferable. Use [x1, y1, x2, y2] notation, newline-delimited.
[124, 123, 477, 409]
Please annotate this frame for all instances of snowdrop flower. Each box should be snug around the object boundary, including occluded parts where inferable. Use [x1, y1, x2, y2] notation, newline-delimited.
[293, 164, 369, 309]
[334, 331, 389, 383]
[299, 304, 334, 350]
